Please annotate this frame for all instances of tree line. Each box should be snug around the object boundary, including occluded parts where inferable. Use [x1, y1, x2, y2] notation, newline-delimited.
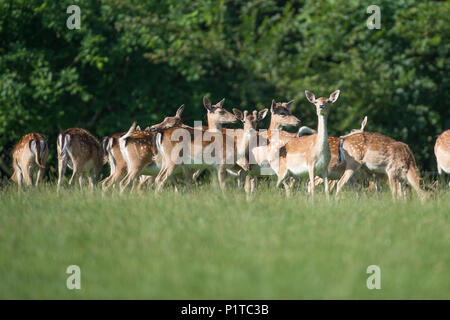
[0, 0, 448, 180]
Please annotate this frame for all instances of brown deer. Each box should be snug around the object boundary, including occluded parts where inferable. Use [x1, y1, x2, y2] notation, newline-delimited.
[102, 105, 184, 190]
[154, 97, 246, 191]
[11, 133, 49, 190]
[311, 115, 368, 191]
[273, 90, 341, 198]
[57, 128, 103, 191]
[434, 129, 450, 187]
[244, 100, 301, 195]
[336, 131, 425, 201]
[100, 131, 127, 190]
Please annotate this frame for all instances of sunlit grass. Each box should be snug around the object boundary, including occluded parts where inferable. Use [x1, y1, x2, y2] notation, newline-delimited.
[0, 182, 449, 299]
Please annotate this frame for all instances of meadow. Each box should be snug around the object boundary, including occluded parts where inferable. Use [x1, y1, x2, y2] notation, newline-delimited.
[0, 182, 449, 299]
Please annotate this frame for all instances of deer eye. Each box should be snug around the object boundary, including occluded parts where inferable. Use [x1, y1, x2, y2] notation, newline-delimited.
[219, 110, 225, 115]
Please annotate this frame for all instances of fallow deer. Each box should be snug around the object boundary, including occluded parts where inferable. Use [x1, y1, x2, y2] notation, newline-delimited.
[118, 105, 186, 191]
[57, 128, 103, 191]
[273, 90, 341, 198]
[311, 115, 368, 190]
[100, 131, 127, 190]
[336, 131, 425, 201]
[244, 100, 301, 195]
[11, 133, 49, 190]
[154, 97, 248, 191]
[434, 129, 450, 187]
[224, 108, 269, 188]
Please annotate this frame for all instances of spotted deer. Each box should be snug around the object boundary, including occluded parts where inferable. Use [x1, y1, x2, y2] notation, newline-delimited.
[11, 133, 49, 190]
[102, 105, 186, 191]
[244, 100, 301, 195]
[336, 131, 425, 201]
[57, 128, 103, 191]
[311, 115, 368, 190]
[154, 97, 249, 191]
[434, 129, 450, 187]
[100, 131, 127, 190]
[272, 90, 341, 198]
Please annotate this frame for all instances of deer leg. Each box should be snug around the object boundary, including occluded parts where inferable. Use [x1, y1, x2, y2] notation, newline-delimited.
[15, 165, 23, 191]
[57, 158, 68, 192]
[251, 177, 257, 193]
[68, 164, 80, 188]
[323, 170, 329, 199]
[335, 166, 358, 198]
[120, 169, 140, 193]
[79, 175, 83, 190]
[22, 163, 33, 187]
[244, 174, 251, 199]
[35, 167, 44, 187]
[218, 166, 227, 191]
[105, 166, 127, 190]
[386, 171, 397, 200]
[155, 163, 176, 193]
[88, 172, 95, 192]
[329, 180, 337, 192]
[406, 166, 425, 202]
[308, 165, 315, 198]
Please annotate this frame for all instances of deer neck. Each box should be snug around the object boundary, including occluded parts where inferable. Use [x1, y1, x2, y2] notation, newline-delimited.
[316, 114, 329, 154]
[207, 114, 222, 132]
[268, 118, 282, 141]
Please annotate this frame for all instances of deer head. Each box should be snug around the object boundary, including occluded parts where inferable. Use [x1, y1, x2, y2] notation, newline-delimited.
[150, 104, 185, 131]
[204, 97, 237, 129]
[269, 99, 300, 130]
[305, 90, 340, 117]
[233, 108, 268, 131]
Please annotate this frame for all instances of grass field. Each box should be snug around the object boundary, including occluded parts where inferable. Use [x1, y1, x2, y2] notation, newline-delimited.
[0, 182, 449, 299]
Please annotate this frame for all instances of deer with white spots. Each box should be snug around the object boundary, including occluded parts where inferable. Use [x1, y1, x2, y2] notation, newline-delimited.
[336, 130, 425, 201]
[11, 133, 49, 190]
[117, 105, 186, 192]
[244, 99, 301, 195]
[435, 129, 450, 187]
[310, 115, 368, 191]
[154, 97, 253, 191]
[57, 128, 103, 191]
[273, 90, 341, 198]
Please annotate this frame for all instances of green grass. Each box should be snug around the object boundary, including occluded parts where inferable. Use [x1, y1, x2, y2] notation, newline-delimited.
[0, 183, 449, 299]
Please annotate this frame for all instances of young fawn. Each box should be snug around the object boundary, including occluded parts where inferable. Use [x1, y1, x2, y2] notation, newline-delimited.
[11, 133, 49, 190]
[274, 90, 341, 198]
[154, 97, 242, 191]
[57, 128, 103, 191]
[103, 105, 186, 191]
[100, 131, 127, 190]
[434, 129, 450, 187]
[245, 100, 301, 194]
[336, 131, 425, 201]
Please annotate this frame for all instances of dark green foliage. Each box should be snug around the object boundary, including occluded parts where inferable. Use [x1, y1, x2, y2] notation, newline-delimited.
[0, 0, 448, 178]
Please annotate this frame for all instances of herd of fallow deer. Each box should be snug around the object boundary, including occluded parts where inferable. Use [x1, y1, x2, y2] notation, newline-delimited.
[9, 90, 450, 201]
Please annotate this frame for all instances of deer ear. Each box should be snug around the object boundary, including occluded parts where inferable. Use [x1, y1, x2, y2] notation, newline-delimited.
[232, 108, 243, 121]
[203, 97, 212, 111]
[217, 98, 225, 108]
[286, 100, 295, 111]
[145, 126, 151, 132]
[270, 100, 276, 112]
[361, 116, 368, 131]
[305, 91, 316, 104]
[136, 125, 141, 131]
[176, 104, 185, 118]
[329, 90, 340, 103]
[258, 108, 269, 120]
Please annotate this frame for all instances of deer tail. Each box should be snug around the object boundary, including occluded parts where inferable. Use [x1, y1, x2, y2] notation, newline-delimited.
[30, 138, 46, 168]
[338, 138, 345, 165]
